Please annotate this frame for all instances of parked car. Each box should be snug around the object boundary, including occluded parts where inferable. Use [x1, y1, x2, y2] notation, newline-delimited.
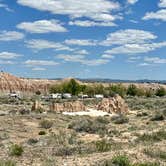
[49, 93, 62, 99]
[79, 94, 89, 99]
[94, 94, 104, 99]
[63, 93, 72, 99]
[8, 92, 21, 99]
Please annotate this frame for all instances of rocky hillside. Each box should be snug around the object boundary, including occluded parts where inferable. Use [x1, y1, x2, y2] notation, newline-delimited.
[0, 72, 57, 93]
[0, 72, 165, 94]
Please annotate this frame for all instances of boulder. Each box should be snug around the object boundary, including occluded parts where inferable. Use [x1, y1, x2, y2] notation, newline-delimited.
[97, 95, 129, 114]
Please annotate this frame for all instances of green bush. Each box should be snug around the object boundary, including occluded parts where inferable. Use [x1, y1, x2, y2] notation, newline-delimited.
[95, 140, 112, 152]
[38, 130, 46, 135]
[27, 138, 38, 145]
[133, 162, 160, 166]
[68, 117, 107, 135]
[144, 148, 166, 160]
[137, 130, 166, 142]
[40, 120, 53, 129]
[111, 115, 129, 124]
[0, 160, 16, 166]
[127, 84, 139, 96]
[109, 84, 127, 97]
[9, 144, 23, 156]
[155, 87, 166, 97]
[150, 113, 165, 121]
[111, 155, 130, 166]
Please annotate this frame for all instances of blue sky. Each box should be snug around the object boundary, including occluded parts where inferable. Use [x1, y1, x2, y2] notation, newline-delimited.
[0, 0, 166, 79]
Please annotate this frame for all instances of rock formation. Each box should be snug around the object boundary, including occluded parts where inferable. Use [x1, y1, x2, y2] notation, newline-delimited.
[31, 100, 44, 112]
[50, 101, 86, 112]
[97, 95, 129, 114]
[0, 72, 57, 93]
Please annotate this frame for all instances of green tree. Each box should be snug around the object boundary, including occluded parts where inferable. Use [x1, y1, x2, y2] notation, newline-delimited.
[109, 84, 127, 97]
[127, 84, 138, 96]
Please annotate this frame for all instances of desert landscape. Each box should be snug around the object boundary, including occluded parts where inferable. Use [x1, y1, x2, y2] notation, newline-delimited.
[0, 72, 165, 166]
[0, 0, 166, 165]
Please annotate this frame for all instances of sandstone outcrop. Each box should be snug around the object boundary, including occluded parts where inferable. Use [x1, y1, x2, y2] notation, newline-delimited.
[31, 100, 44, 112]
[50, 101, 86, 112]
[97, 95, 129, 114]
[0, 72, 57, 93]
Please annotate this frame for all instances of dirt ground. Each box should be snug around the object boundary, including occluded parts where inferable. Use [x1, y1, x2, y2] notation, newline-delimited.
[0, 97, 165, 166]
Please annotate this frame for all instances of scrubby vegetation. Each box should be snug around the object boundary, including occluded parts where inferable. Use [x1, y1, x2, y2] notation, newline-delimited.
[49, 80, 166, 98]
[0, 93, 165, 165]
[9, 144, 23, 156]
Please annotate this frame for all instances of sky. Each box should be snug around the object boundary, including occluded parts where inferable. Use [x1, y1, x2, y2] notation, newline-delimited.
[0, 0, 166, 80]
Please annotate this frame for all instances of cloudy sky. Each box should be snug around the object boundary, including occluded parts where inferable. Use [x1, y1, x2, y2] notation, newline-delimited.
[0, 0, 166, 79]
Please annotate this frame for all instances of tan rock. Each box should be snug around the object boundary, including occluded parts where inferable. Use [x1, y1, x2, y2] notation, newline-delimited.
[50, 101, 86, 112]
[97, 95, 129, 114]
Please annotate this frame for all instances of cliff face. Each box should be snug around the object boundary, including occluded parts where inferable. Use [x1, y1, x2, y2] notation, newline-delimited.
[0, 72, 57, 93]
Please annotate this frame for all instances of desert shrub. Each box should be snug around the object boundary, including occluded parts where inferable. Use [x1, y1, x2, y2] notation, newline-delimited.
[111, 155, 130, 166]
[68, 117, 107, 135]
[133, 162, 160, 166]
[39, 131, 46, 135]
[111, 115, 129, 124]
[144, 148, 166, 160]
[35, 108, 45, 114]
[136, 112, 148, 117]
[40, 120, 53, 129]
[0, 160, 16, 166]
[27, 138, 38, 145]
[53, 146, 77, 156]
[95, 139, 112, 152]
[155, 87, 166, 97]
[137, 130, 166, 142]
[150, 113, 165, 121]
[145, 89, 154, 97]
[9, 144, 23, 156]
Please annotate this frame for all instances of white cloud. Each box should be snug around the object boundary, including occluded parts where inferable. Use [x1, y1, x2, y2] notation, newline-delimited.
[57, 54, 109, 66]
[101, 54, 115, 59]
[25, 60, 59, 66]
[158, 0, 166, 7]
[69, 20, 116, 27]
[32, 67, 46, 71]
[143, 9, 166, 21]
[74, 50, 89, 55]
[17, 0, 120, 23]
[17, 19, 67, 33]
[0, 3, 13, 12]
[101, 29, 157, 46]
[127, 0, 138, 5]
[144, 56, 166, 64]
[65, 39, 97, 46]
[105, 42, 166, 55]
[138, 63, 151, 66]
[26, 39, 72, 51]
[0, 31, 24, 41]
[0, 52, 22, 59]
[0, 60, 14, 64]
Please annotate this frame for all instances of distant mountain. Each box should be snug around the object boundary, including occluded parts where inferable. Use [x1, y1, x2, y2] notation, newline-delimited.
[77, 78, 166, 84]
